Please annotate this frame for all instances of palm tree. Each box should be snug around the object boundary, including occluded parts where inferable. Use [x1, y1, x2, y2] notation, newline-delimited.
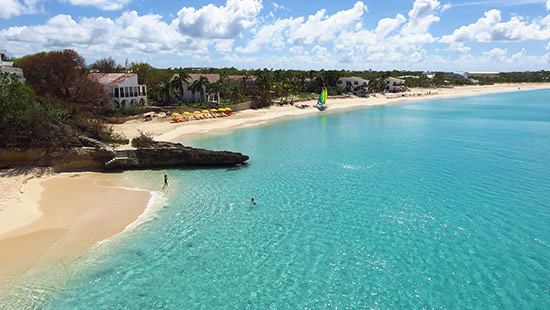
[229, 85, 245, 103]
[158, 75, 173, 105]
[171, 70, 190, 102]
[189, 76, 210, 103]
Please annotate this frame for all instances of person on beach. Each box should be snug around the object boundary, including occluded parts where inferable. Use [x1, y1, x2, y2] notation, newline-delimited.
[251, 198, 256, 206]
[163, 174, 168, 189]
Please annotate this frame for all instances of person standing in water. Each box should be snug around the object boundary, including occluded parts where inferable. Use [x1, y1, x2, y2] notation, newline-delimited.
[251, 198, 256, 206]
[163, 174, 168, 189]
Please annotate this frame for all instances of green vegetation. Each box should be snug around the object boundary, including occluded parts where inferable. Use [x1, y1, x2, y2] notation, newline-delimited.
[4, 47, 549, 150]
[131, 131, 155, 148]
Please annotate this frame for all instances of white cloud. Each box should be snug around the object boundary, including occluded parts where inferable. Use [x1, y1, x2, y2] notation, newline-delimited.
[215, 40, 234, 53]
[0, 11, 205, 58]
[176, 0, 263, 39]
[0, 0, 41, 19]
[441, 3, 451, 12]
[237, 18, 302, 53]
[59, 0, 131, 11]
[547, 0, 550, 10]
[401, 0, 440, 35]
[440, 9, 550, 44]
[287, 1, 367, 45]
[483, 47, 508, 62]
[375, 14, 406, 37]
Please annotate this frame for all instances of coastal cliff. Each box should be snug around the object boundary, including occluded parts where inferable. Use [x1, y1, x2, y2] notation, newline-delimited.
[0, 142, 249, 172]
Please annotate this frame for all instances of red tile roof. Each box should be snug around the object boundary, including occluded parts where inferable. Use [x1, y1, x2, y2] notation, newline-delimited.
[171, 73, 220, 84]
[88, 73, 136, 85]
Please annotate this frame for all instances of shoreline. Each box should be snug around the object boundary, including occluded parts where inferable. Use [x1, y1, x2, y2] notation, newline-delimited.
[0, 171, 154, 281]
[1, 82, 549, 283]
[111, 83, 550, 143]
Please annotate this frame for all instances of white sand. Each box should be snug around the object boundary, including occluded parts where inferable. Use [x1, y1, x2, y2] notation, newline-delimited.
[0, 171, 151, 279]
[111, 83, 550, 143]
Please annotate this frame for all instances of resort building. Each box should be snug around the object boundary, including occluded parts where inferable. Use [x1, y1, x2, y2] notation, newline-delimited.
[171, 73, 221, 103]
[466, 72, 500, 78]
[88, 73, 147, 109]
[337, 77, 369, 96]
[386, 77, 406, 92]
[0, 50, 25, 83]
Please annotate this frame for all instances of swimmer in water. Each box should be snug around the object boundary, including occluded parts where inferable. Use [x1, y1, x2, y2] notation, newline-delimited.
[251, 198, 256, 206]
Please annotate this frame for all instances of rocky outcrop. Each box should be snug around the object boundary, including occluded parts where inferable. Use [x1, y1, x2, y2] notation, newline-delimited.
[0, 142, 249, 172]
[106, 142, 249, 169]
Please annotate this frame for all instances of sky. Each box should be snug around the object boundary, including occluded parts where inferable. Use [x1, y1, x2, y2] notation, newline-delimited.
[1, 0, 550, 71]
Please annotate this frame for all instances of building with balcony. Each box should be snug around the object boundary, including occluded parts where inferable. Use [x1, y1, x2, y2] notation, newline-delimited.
[386, 77, 406, 92]
[88, 73, 147, 109]
[1, 50, 25, 83]
[337, 77, 369, 96]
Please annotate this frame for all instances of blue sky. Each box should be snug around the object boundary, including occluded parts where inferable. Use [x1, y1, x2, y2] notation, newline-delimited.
[1, 0, 549, 71]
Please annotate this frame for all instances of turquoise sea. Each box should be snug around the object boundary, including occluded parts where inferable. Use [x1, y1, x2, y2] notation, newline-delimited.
[3, 90, 550, 309]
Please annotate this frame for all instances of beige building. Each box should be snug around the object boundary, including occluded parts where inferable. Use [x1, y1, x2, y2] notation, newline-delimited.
[171, 73, 221, 103]
[386, 77, 406, 92]
[337, 76, 369, 96]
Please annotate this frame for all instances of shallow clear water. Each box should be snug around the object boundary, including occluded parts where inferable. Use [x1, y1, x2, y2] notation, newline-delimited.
[5, 90, 550, 309]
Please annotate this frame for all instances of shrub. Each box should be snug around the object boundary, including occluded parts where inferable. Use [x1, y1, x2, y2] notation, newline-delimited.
[131, 131, 154, 148]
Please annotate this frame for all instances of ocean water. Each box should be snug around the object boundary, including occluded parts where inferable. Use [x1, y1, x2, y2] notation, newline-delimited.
[3, 90, 550, 309]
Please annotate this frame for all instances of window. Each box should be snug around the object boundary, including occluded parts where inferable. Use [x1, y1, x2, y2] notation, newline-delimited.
[125, 87, 129, 97]
[143, 86, 147, 96]
[114, 88, 119, 97]
[120, 87, 124, 97]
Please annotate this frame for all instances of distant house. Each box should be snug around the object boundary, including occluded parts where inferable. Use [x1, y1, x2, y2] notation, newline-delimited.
[228, 75, 257, 84]
[171, 73, 221, 103]
[337, 77, 369, 96]
[386, 77, 406, 92]
[88, 73, 147, 109]
[0, 50, 25, 83]
[466, 72, 500, 78]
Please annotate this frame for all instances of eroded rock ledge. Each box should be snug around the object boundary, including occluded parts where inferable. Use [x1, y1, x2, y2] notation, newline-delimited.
[0, 141, 249, 172]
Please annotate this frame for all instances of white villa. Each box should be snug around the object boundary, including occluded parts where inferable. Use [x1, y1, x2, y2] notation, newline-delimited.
[0, 50, 25, 82]
[171, 73, 220, 103]
[88, 73, 147, 109]
[337, 76, 369, 96]
[386, 77, 406, 92]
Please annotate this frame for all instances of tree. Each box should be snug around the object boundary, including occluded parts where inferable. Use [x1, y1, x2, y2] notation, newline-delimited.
[189, 76, 210, 103]
[157, 75, 174, 106]
[91, 57, 122, 73]
[0, 72, 77, 148]
[171, 70, 190, 102]
[18, 49, 107, 107]
[252, 69, 274, 109]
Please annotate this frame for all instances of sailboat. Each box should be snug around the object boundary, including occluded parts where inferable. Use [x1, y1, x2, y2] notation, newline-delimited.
[315, 87, 328, 111]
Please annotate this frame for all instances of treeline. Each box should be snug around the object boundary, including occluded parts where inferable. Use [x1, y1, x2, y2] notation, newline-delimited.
[1, 50, 123, 148]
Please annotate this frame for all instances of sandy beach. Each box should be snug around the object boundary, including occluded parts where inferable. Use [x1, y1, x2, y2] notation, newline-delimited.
[111, 83, 550, 142]
[1, 82, 549, 282]
[0, 171, 152, 280]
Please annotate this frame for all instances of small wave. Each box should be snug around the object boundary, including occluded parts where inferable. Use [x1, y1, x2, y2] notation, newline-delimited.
[95, 190, 167, 247]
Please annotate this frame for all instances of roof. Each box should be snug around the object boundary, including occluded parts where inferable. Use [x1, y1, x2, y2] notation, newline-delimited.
[88, 73, 136, 85]
[227, 75, 257, 81]
[339, 76, 369, 83]
[172, 73, 220, 84]
[387, 77, 405, 82]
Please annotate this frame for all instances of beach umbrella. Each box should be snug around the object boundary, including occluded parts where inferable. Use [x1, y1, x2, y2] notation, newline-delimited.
[225, 108, 232, 111]
[182, 112, 191, 115]
[193, 111, 201, 114]
[218, 108, 226, 111]
[171, 113, 180, 117]
[210, 109, 218, 112]
[201, 110, 209, 113]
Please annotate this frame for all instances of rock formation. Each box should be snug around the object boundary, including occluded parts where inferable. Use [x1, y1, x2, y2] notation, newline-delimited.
[0, 141, 249, 172]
